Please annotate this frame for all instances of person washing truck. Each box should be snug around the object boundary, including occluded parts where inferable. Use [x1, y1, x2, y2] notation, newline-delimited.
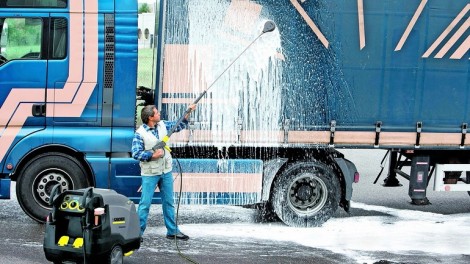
[132, 104, 196, 241]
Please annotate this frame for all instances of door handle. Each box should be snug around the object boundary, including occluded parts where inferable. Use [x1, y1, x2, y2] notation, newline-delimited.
[32, 104, 46, 117]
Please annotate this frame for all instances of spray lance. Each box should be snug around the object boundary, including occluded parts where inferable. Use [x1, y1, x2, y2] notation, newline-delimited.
[152, 20, 277, 152]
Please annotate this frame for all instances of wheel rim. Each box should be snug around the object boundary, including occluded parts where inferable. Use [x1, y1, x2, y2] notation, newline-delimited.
[32, 168, 72, 208]
[287, 172, 328, 215]
[110, 246, 123, 264]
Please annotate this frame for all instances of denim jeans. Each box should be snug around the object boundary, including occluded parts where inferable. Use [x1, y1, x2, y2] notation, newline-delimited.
[138, 171, 179, 236]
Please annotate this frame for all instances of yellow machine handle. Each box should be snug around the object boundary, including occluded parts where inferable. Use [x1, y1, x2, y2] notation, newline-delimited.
[152, 135, 171, 153]
[162, 135, 171, 152]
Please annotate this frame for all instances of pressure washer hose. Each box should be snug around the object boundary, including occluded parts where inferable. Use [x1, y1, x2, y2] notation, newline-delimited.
[174, 157, 199, 264]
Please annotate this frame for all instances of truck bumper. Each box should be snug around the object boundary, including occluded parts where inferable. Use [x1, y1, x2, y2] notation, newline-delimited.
[0, 178, 11, 199]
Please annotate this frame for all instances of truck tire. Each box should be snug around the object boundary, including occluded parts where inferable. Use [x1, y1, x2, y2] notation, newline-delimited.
[16, 152, 89, 223]
[272, 161, 340, 227]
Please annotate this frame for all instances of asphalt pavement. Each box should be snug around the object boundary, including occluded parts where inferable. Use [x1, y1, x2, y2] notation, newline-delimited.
[1, 149, 470, 264]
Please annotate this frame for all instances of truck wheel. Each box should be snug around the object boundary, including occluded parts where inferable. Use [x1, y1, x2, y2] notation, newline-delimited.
[16, 152, 89, 223]
[108, 245, 123, 264]
[272, 161, 340, 227]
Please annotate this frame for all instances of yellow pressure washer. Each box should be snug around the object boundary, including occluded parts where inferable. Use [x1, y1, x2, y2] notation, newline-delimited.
[43, 185, 141, 264]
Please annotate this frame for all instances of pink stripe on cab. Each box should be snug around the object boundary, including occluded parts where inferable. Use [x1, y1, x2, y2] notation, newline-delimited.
[51, 0, 98, 117]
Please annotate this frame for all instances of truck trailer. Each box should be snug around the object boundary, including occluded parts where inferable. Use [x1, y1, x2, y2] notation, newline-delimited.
[0, 0, 468, 227]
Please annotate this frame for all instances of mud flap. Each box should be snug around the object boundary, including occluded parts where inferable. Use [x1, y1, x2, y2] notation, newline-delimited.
[334, 158, 357, 201]
[0, 178, 11, 199]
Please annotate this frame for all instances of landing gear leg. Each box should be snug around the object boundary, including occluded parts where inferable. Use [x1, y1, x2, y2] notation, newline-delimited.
[408, 155, 430, 205]
[383, 150, 401, 187]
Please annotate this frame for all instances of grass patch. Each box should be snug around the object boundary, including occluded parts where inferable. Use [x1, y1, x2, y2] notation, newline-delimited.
[137, 48, 155, 88]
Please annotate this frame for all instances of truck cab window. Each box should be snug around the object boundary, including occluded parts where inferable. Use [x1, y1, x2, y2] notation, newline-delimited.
[1, 0, 67, 8]
[0, 17, 42, 65]
[0, 18, 6, 64]
[50, 18, 67, 59]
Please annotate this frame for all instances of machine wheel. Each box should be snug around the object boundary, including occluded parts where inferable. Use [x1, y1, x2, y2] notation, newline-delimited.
[107, 245, 124, 264]
[272, 161, 340, 227]
[16, 152, 89, 223]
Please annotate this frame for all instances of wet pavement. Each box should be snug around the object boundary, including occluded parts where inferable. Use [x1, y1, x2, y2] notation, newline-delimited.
[1, 149, 470, 264]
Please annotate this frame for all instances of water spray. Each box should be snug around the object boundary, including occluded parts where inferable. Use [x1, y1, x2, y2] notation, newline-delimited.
[156, 20, 277, 264]
[153, 20, 277, 151]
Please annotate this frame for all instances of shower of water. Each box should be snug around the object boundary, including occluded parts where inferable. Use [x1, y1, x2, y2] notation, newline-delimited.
[161, 0, 360, 205]
[165, 0, 283, 146]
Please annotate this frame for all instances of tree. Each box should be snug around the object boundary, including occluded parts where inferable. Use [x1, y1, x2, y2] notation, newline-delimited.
[139, 3, 151, 14]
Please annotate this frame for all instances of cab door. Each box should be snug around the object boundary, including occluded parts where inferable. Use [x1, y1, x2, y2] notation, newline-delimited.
[0, 14, 47, 164]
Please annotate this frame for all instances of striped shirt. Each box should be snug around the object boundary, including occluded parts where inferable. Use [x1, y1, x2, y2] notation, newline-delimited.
[131, 119, 188, 162]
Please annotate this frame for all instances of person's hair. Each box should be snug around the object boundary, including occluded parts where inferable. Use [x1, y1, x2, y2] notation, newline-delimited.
[141, 105, 156, 124]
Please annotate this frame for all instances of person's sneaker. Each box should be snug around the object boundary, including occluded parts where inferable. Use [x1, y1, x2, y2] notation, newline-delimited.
[166, 232, 189, 241]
